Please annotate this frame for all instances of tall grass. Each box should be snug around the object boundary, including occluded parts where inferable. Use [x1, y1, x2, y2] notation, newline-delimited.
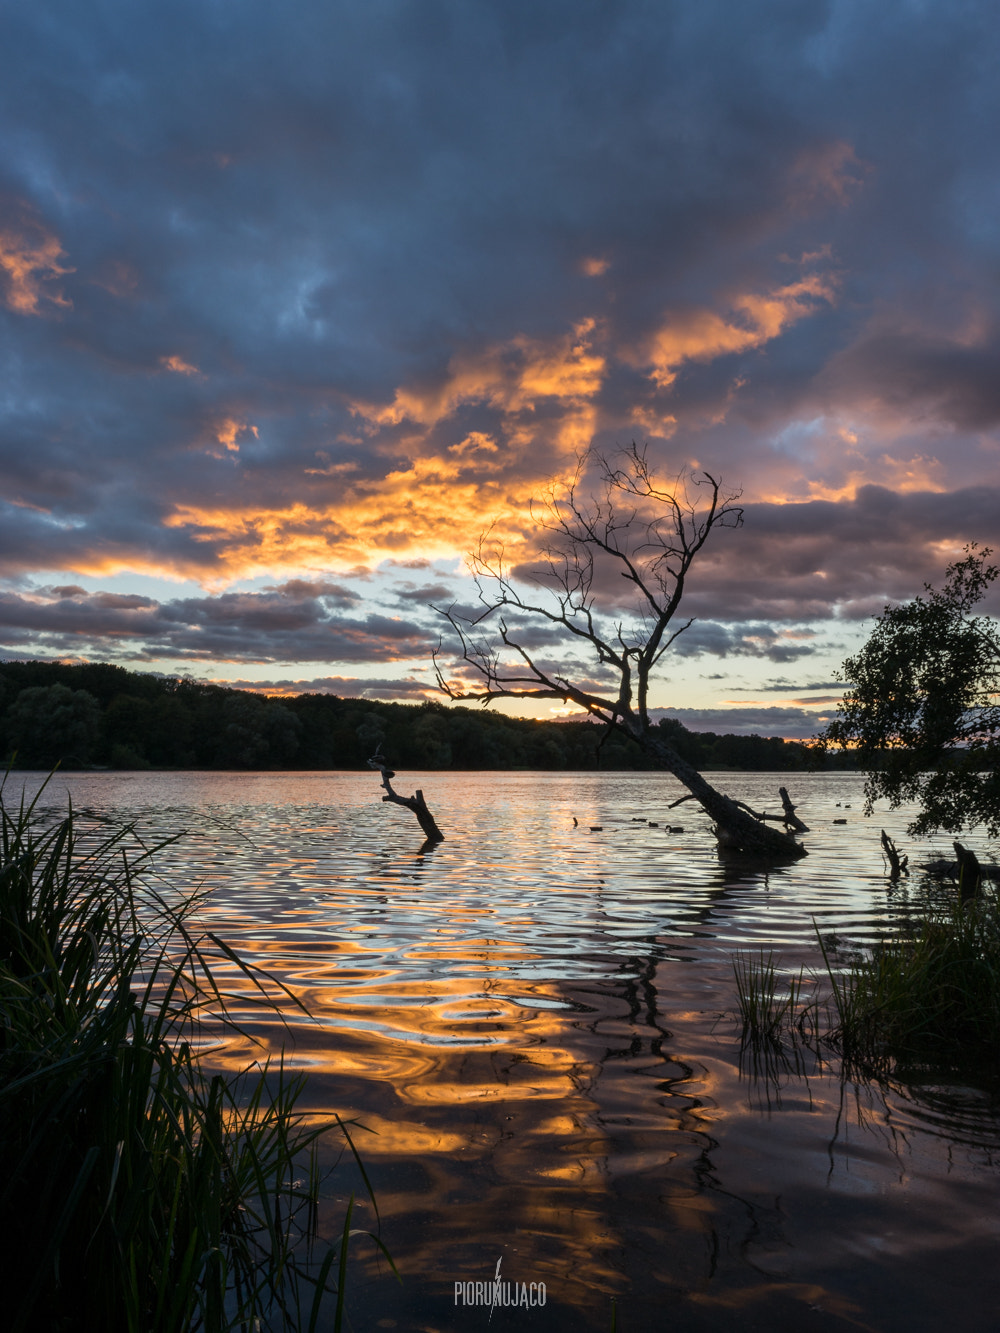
[731, 949, 807, 1044]
[0, 781, 386, 1332]
[733, 888, 1000, 1070]
[823, 894, 1000, 1061]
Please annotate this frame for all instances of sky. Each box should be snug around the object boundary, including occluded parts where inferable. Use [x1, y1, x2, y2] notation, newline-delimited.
[2, 0, 999, 738]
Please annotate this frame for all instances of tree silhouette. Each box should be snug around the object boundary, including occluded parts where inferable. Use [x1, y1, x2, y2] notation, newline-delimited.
[821, 544, 1000, 836]
[434, 446, 806, 858]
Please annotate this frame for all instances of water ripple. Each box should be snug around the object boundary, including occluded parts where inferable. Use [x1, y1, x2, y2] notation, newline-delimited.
[10, 768, 1000, 1331]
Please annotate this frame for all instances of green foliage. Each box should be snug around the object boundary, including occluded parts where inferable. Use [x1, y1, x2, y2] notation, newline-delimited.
[821, 545, 1000, 836]
[734, 891, 1000, 1069]
[0, 657, 818, 772]
[669, 723, 814, 772]
[822, 897, 1000, 1060]
[219, 693, 303, 767]
[5, 682, 101, 767]
[0, 783, 381, 1331]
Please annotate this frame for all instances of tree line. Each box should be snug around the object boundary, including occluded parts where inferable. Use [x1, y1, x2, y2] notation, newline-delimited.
[0, 658, 829, 773]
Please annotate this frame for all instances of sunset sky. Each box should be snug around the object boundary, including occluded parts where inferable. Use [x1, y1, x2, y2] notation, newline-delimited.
[2, 0, 999, 737]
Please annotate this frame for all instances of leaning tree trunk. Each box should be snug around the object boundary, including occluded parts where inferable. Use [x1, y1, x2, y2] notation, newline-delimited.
[640, 729, 806, 858]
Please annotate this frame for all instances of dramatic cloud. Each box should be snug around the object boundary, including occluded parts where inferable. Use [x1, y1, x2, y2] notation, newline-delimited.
[666, 621, 816, 663]
[0, 584, 435, 664]
[1, 1, 998, 716]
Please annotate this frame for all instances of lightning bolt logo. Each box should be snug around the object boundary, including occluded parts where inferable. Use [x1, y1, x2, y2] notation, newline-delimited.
[489, 1256, 502, 1323]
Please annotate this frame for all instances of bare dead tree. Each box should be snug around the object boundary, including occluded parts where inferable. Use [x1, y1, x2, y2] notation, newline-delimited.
[433, 445, 806, 859]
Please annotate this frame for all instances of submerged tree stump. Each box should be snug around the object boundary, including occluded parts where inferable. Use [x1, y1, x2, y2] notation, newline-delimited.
[880, 829, 909, 879]
[778, 787, 810, 833]
[954, 840, 982, 901]
[367, 754, 444, 843]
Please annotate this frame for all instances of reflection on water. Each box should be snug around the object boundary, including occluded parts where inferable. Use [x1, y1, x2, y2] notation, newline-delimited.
[11, 769, 1000, 1331]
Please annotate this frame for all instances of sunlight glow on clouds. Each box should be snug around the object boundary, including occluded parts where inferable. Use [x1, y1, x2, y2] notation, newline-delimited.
[0, 212, 72, 315]
[1, 0, 999, 734]
[640, 274, 837, 391]
[161, 355, 200, 376]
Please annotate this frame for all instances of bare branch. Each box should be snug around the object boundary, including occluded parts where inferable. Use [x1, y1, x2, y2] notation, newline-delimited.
[433, 444, 803, 858]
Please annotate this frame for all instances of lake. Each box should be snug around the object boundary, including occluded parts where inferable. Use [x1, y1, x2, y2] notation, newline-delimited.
[9, 768, 1000, 1332]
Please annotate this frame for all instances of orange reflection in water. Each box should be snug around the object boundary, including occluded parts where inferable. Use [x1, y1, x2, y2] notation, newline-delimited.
[21, 769, 1000, 1333]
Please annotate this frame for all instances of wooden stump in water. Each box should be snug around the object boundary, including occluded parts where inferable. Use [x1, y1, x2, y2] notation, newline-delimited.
[880, 830, 908, 879]
[367, 755, 444, 843]
[778, 787, 810, 833]
[954, 841, 982, 901]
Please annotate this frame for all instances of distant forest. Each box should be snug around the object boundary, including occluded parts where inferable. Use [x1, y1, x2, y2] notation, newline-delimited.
[0, 659, 842, 773]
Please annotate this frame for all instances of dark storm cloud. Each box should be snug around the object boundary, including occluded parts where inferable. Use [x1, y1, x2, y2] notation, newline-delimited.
[822, 330, 1000, 431]
[671, 621, 817, 662]
[392, 583, 457, 605]
[726, 678, 844, 692]
[1, 0, 999, 671]
[742, 488, 1000, 617]
[501, 481, 1000, 634]
[628, 487, 1000, 626]
[0, 585, 436, 664]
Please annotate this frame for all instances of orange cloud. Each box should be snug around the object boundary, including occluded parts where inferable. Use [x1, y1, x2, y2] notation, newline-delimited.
[311, 320, 606, 561]
[102, 288, 841, 585]
[580, 256, 609, 276]
[161, 354, 200, 376]
[33, 421, 568, 585]
[39, 281, 898, 592]
[162, 449, 543, 580]
[353, 318, 605, 430]
[0, 212, 73, 315]
[214, 418, 258, 453]
[802, 451, 948, 502]
[642, 274, 837, 388]
[753, 419, 949, 503]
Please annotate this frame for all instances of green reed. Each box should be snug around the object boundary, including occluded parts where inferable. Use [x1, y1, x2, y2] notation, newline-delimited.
[734, 889, 1000, 1069]
[821, 893, 1000, 1061]
[732, 949, 808, 1044]
[0, 779, 390, 1332]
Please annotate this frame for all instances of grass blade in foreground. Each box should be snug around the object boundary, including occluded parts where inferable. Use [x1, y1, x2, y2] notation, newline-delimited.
[0, 781, 384, 1331]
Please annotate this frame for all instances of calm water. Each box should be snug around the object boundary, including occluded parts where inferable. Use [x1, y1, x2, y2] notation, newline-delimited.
[10, 769, 1000, 1332]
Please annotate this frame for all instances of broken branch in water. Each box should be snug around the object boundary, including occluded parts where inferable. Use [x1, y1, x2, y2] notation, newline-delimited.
[880, 829, 909, 879]
[729, 787, 810, 833]
[778, 787, 810, 833]
[669, 785, 808, 834]
[367, 753, 444, 844]
[919, 852, 1000, 882]
[954, 840, 982, 901]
